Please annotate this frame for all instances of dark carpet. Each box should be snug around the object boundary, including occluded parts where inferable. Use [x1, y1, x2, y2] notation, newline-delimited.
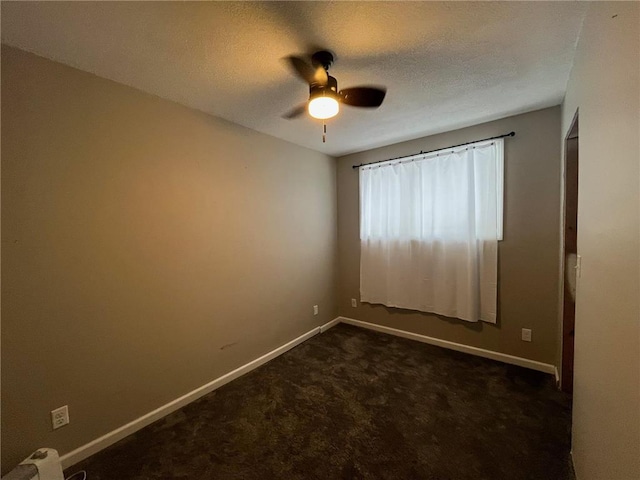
[67, 324, 573, 480]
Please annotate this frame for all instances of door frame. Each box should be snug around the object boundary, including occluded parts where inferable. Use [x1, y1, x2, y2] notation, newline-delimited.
[560, 110, 579, 393]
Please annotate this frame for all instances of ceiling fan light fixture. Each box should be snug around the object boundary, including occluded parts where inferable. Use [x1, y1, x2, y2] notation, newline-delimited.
[308, 95, 339, 120]
[283, 51, 386, 122]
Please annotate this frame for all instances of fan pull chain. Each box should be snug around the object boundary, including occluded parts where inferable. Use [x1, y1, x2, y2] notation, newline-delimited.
[322, 122, 326, 143]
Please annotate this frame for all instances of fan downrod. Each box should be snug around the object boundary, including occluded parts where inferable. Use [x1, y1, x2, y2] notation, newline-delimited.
[311, 51, 334, 71]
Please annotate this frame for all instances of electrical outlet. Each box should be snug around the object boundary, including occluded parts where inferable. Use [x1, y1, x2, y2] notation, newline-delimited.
[313, 305, 319, 316]
[521, 328, 532, 342]
[51, 405, 69, 430]
[351, 298, 357, 308]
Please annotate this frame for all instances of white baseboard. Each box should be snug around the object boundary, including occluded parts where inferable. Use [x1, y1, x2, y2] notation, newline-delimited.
[337, 316, 557, 375]
[61, 315, 555, 469]
[319, 317, 340, 333]
[60, 318, 338, 469]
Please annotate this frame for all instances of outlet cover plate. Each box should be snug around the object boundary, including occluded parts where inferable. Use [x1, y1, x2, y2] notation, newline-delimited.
[51, 405, 69, 430]
[521, 328, 532, 342]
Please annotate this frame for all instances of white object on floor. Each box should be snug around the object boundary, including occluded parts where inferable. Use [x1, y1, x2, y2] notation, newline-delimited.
[2, 448, 64, 480]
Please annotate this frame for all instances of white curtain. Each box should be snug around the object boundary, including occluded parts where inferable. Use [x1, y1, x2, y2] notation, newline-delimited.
[359, 139, 503, 323]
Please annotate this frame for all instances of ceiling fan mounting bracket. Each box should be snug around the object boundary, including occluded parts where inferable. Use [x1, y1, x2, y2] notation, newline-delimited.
[311, 50, 334, 71]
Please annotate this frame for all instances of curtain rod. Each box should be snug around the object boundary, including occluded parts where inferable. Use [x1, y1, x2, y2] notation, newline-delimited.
[352, 131, 515, 169]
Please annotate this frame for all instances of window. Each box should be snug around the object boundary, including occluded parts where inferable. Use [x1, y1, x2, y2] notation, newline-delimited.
[359, 139, 503, 323]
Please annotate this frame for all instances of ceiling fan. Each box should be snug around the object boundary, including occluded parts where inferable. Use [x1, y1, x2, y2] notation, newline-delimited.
[283, 50, 387, 121]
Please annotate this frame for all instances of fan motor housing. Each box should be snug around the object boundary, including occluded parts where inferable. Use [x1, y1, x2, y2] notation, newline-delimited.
[310, 75, 338, 99]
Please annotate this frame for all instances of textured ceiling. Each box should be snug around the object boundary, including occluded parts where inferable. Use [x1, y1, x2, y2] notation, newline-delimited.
[1, 1, 586, 156]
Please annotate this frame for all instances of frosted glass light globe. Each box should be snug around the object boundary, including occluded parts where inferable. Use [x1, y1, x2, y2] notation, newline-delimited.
[308, 96, 339, 119]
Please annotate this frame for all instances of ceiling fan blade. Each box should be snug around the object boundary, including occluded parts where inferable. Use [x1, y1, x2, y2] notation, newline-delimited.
[285, 55, 328, 86]
[339, 87, 387, 107]
[313, 65, 328, 86]
[285, 56, 316, 84]
[282, 103, 307, 119]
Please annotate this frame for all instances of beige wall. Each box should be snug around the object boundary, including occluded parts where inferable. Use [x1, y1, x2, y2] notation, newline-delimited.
[1, 46, 337, 471]
[561, 3, 640, 479]
[337, 107, 562, 365]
